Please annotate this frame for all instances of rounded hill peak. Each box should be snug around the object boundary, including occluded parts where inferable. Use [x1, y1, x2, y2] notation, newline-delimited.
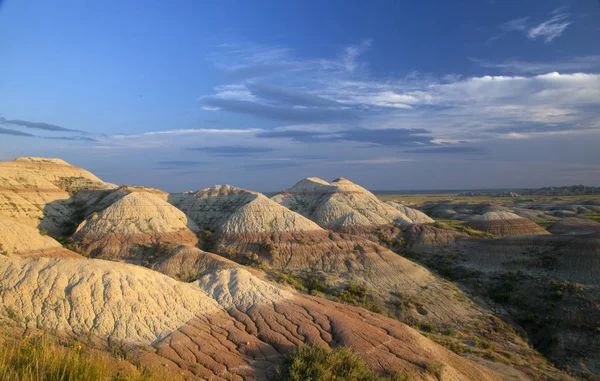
[14, 157, 72, 166]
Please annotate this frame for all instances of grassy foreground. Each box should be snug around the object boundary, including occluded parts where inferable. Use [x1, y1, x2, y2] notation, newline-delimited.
[0, 333, 153, 381]
[275, 346, 417, 381]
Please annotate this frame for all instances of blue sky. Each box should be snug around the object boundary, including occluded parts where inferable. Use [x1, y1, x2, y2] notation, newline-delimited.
[1, 0, 599, 192]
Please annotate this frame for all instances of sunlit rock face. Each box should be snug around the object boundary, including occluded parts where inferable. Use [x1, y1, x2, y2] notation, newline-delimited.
[271, 177, 417, 232]
[73, 192, 199, 260]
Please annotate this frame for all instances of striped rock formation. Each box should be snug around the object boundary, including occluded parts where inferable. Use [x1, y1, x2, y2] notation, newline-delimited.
[73, 192, 199, 260]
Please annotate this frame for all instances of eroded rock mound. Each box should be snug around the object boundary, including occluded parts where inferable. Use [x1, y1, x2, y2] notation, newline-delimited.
[0, 256, 221, 344]
[176, 185, 323, 234]
[73, 192, 199, 260]
[151, 245, 238, 281]
[547, 218, 600, 235]
[0, 219, 79, 258]
[0, 157, 115, 235]
[386, 201, 435, 224]
[465, 211, 549, 237]
[271, 177, 415, 232]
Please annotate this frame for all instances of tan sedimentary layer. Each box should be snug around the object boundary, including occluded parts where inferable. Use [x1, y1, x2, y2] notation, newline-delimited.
[271, 177, 416, 230]
[386, 201, 435, 224]
[176, 185, 323, 234]
[0, 157, 114, 234]
[73, 192, 199, 259]
[0, 257, 222, 344]
[151, 245, 238, 279]
[0, 218, 79, 258]
[466, 218, 549, 237]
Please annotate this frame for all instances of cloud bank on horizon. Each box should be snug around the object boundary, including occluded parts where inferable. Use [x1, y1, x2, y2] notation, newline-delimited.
[0, 0, 599, 192]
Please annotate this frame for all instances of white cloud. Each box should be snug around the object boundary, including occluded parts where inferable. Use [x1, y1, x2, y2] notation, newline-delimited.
[527, 13, 571, 43]
[472, 56, 600, 74]
[340, 157, 413, 164]
[342, 39, 372, 72]
[492, 12, 572, 44]
[501, 17, 530, 32]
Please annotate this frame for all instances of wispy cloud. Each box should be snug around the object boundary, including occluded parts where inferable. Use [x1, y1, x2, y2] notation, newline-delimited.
[491, 10, 572, 44]
[501, 16, 530, 32]
[241, 161, 303, 171]
[0, 117, 82, 133]
[404, 146, 483, 154]
[472, 56, 600, 74]
[257, 127, 433, 147]
[187, 145, 277, 157]
[341, 39, 372, 72]
[245, 83, 341, 107]
[527, 12, 571, 43]
[0, 126, 36, 137]
[340, 157, 413, 165]
[157, 160, 208, 167]
[202, 97, 357, 123]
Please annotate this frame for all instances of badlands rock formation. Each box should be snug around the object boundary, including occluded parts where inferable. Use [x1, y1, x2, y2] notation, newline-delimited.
[151, 245, 238, 280]
[174, 185, 322, 234]
[451, 233, 600, 375]
[422, 201, 548, 237]
[386, 201, 435, 224]
[169, 184, 555, 373]
[271, 177, 416, 233]
[465, 211, 549, 237]
[547, 217, 600, 235]
[0, 255, 504, 381]
[0, 157, 115, 235]
[0, 219, 79, 258]
[73, 192, 199, 260]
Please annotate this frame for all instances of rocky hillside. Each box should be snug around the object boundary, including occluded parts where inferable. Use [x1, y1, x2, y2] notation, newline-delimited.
[73, 192, 199, 260]
[0, 157, 115, 235]
[271, 177, 419, 232]
[0, 255, 505, 381]
[0, 218, 79, 258]
[174, 184, 323, 234]
[421, 201, 549, 237]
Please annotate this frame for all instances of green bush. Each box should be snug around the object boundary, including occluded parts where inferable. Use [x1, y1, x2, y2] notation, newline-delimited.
[275, 346, 413, 381]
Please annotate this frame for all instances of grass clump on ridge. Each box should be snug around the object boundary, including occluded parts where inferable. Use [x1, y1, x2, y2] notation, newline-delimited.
[275, 345, 414, 381]
[432, 220, 494, 239]
[0, 333, 155, 381]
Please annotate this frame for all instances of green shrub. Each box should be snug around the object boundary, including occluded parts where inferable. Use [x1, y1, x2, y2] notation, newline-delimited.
[425, 361, 445, 379]
[275, 346, 412, 381]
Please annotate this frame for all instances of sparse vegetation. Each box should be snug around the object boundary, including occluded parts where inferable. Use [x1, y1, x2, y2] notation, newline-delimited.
[425, 361, 445, 379]
[200, 228, 215, 251]
[0, 333, 156, 381]
[275, 345, 414, 381]
[175, 270, 203, 283]
[432, 220, 494, 238]
[55, 236, 84, 254]
[268, 270, 325, 294]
